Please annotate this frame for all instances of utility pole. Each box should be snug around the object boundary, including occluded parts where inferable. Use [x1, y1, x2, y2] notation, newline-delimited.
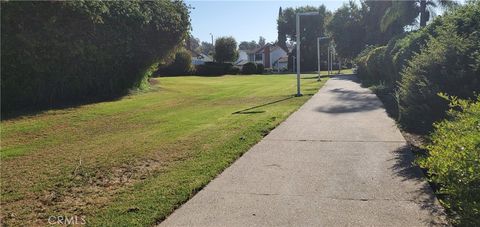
[327, 45, 330, 75]
[295, 12, 319, 97]
[296, 13, 301, 96]
[317, 37, 328, 81]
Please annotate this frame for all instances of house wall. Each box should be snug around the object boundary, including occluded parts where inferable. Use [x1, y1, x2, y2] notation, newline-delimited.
[270, 48, 287, 68]
[238, 50, 248, 62]
[277, 61, 288, 70]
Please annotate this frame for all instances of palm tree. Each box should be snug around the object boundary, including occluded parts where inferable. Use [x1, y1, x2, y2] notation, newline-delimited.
[381, 0, 457, 31]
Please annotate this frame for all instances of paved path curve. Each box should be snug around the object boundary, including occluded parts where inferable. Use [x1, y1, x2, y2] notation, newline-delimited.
[160, 75, 448, 226]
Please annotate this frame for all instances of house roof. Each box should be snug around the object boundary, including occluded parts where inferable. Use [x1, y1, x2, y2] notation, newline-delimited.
[278, 56, 289, 63]
[234, 59, 250, 66]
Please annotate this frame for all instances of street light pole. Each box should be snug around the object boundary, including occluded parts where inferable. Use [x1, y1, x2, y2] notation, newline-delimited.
[317, 36, 328, 81]
[296, 14, 301, 96]
[317, 37, 321, 81]
[295, 12, 319, 97]
[327, 44, 330, 75]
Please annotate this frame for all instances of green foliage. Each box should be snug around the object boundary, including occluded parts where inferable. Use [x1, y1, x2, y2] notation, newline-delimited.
[278, 5, 331, 71]
[1, 0, 190, 114]
[385, 29, 432, 83]
[420, 96, 480, 226]
[362, 0, 413, 45]
[398, 2, 480, 133]
[327, 1, 366, 59]
[157, 49, 194, 76]
[195, 62, 237, 76]
[199, 41, 214, 56]
[355, 46, 388, 85]
[214, 37, 238, 63]
[365, 46, 388, 83]
[241, 62, 257, 75]
[239, 40, 259, 50]
[256, 63, 265, 74]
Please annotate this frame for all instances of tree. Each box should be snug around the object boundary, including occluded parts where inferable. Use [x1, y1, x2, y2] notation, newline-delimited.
[214, 36, 238, 63]
[258, 36, 266, 46]
[199, 41, 214, 56]
[239, 40, 259, 50]
[1, 1, 190, 114]
[381, 0, 457, 31]
[188, 35, 200, 52]
[157, 48, 193, 76]
[361, 0, 413, 45]
[277, 7, 287, 50]
[327, 1, 365, 59]
[277, 5, 331, 71]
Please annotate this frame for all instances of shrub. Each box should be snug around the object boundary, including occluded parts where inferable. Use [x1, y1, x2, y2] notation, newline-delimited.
[419, 96, 480, 226]
[386, 29, 431, 83]
[157, 49, 193, 76]
[355, 45, 375, 81]
[1, 1, 190, 114]
[355, 46, 388, 85]
[256, 63, 264, 74]
[214, 37, 238, 63]
[241, 62, 257, 75]
[365, 46, 388, 83]
[195, 62, 236, 76]
[398, 7, 480, 133]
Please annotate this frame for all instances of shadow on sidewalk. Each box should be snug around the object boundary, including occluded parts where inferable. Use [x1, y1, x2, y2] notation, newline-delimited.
[315, 87, 383, 114]
[390, 145, 449, 226]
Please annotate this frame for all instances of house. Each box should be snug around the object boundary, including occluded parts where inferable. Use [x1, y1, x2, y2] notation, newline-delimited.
[236, 43, 288, 71]
[189, 49, 213, 65]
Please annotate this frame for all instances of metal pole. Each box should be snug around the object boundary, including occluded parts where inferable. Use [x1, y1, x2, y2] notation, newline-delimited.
[292, 56, 296, 72]
[330, 46, 333, 74]
[296, 14, 301, 96]
[317, 37, 321, 81]
[327, 45, 330, 75]
[339, 58, 342, 74]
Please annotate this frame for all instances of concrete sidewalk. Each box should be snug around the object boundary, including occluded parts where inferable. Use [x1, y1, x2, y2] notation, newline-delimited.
[160, 75, 447, 226]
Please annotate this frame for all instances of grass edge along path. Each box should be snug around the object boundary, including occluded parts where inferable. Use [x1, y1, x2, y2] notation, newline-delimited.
[88, 76, 327, 226]
[1, 74, 328, 226]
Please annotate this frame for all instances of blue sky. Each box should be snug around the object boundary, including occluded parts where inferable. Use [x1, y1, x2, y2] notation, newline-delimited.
[185, 0, 348, 44]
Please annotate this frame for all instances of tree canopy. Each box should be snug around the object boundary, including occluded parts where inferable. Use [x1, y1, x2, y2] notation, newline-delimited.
[277, 5, 331, 71]
[214, 36, 238, 63]
[1, 0, 190, 114]
[326, 1, 365, 59]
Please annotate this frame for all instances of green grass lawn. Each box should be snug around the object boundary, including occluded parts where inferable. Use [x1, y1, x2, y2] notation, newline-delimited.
[0, 74, 327, 226]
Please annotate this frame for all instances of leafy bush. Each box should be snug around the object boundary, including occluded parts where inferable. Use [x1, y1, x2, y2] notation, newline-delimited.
[157, 49, 193, 76]
[214, 36, 238, 63]
[195, 62, 236, 76]
[256, 63, 264, 74]
[398, 4, 480, 133]
[1, 1, 190, 114]
[365, 46, 388, 83]
[241, 62, 257, 75]
[355, 46, 388, 85]
[355, 45, 376, 82]
[420, 96, 480, 226]
[386, 29, 431, 83]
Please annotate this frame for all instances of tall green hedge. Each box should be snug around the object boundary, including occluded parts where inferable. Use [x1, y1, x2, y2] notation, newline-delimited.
[355, 1, 480, 133]
[398, 3, 480, 133]
[1, 1, 190, 114]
